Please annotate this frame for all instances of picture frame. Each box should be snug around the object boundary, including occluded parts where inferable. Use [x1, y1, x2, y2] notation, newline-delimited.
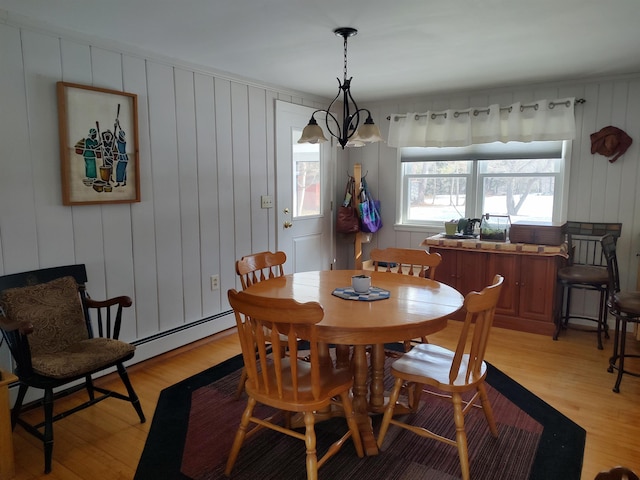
[57, 82, 140, 205]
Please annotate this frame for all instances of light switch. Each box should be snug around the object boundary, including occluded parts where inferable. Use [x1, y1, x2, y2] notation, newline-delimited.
[261, 195, 273, 209]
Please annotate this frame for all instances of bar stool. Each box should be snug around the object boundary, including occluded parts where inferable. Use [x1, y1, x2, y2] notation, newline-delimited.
[554, 222, 622, 349]
[601, 234, 640, 393]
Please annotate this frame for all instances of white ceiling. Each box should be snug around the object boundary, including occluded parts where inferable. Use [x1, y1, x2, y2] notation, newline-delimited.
[2, 0, 640, 102]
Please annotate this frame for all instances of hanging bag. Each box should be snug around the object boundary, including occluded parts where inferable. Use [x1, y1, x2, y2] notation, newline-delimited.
[358, 177, 383, 233]
[336, 176, 360, 234]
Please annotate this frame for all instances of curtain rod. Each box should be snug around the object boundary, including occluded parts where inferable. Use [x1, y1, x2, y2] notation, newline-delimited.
[386, 98, 586, 121]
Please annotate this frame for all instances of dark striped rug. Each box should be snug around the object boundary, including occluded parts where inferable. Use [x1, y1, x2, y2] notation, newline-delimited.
[135, 352, 585, 480]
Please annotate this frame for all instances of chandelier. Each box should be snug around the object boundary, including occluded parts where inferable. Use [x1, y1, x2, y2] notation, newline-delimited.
[298, 27, 383, 149]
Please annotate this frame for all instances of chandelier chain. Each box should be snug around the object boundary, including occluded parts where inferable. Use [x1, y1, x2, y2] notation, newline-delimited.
[343, 34, 348, 81]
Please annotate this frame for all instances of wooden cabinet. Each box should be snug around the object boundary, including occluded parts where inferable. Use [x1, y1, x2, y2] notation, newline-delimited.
[430, 245, 563, 335]
[488, 253, 559, 325]
[431, 248, 488, 296]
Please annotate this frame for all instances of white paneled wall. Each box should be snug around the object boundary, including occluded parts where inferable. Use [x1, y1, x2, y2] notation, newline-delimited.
[0, 20, 326, 370]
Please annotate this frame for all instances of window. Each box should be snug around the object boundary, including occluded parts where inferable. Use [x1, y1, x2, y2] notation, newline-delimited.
[291, 128, 321, 218]
[399, 141, 568, 227]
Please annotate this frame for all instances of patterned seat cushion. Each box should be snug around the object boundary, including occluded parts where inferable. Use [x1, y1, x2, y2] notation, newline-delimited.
[31, 337, 135, 379]
[1, 275, 135, 379]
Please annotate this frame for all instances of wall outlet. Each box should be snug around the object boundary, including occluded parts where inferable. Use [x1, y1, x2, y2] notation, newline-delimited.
[210, 274, 220, 291]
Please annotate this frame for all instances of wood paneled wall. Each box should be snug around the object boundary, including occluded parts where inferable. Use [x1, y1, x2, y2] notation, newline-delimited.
[0, 20, 325, 370]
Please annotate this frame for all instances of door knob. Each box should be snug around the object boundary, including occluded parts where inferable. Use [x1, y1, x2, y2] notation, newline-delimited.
[283, 221, 293, 228]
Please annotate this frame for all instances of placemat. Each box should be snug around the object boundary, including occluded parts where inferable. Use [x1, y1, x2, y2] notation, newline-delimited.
[331, 286, 390, 301]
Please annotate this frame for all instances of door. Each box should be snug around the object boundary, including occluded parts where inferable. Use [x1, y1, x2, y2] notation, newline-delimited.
[275, 101, 334, 273]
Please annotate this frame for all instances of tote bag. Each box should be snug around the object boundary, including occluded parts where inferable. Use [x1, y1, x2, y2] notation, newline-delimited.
[336, 176, 360, 234]
[359, 178, 382, 233]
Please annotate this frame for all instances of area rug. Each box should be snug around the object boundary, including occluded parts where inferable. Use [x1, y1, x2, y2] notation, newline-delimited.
[135, 351, 585, 480]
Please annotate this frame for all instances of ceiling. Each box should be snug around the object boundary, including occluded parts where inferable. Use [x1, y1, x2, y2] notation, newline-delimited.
[2, 0, 640, 102]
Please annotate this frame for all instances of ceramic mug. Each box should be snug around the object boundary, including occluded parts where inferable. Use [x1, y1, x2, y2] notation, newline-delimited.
[444, 221, 458, 235]
[351, 274, 371, 293]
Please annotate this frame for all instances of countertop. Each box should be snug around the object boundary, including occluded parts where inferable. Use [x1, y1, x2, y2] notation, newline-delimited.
[421, 234, 568, 257]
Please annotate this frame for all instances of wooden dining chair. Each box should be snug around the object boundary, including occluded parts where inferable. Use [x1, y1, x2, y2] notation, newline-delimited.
[234, 250, 289, 398]
[226, 289, 364, 480]
[236, 250, 287, 289]
[376, 275, 504, 480]
[369, 247, 442, 350]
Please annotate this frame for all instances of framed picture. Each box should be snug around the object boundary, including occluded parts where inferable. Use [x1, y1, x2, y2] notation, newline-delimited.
[57, 82, 140, 205]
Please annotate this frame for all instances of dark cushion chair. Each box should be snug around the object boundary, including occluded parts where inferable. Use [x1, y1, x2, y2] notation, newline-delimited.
[601, 234, 640, 393]
[554, 221, 622, 349]
[0, 264, 145, 473]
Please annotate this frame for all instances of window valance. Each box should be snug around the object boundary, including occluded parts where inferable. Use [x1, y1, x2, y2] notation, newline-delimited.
[387, 97, 576, 148]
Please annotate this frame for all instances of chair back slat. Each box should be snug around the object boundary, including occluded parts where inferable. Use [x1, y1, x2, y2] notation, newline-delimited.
[370, 247, 441, 279]
[228, 289, 324, 402]
[565, 222, 622, 267]
[601, 234, 620, 295]
[236, 251, 286, 289]
[449, 275, 504, 384]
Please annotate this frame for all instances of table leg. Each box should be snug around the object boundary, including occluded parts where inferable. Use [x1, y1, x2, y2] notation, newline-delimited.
[335, 344, 351, 369]
[351, 345, 368, 413]
[351, 345, 379, 456]
[317, 342, 331, 367]
[369, 343, 386, 414]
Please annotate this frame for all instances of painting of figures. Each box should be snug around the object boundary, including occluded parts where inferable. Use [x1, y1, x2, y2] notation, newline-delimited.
[57, 82, 140, 205]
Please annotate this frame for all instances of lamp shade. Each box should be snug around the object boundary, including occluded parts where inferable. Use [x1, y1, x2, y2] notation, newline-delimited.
[356, 121, 384, 143]
[298, 119, 328, 144]
[345, 134, 365, 147]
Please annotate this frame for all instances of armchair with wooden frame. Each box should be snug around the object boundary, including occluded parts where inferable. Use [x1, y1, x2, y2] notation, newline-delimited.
[0, 264, 145, 473]
[376, 275, 504, 480]
[226, 289, 364, 480]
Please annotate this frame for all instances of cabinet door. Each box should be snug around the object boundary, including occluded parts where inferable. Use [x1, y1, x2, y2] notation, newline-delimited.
[455, 250, 488, 296]
[487, 253, 519, 317]
[430, 247, 457, 288]
[518, 255, 556, 322]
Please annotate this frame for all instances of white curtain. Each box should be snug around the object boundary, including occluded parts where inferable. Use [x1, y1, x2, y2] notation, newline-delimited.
[387, 97, 576, 148]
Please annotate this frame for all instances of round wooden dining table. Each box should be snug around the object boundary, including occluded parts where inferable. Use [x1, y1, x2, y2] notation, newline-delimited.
[241, 269, 464, 455]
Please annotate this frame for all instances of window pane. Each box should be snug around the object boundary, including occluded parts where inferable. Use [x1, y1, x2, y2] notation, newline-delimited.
[404, 160, 472, 175]
[479, 158, 560, 174]
[482, 176, 555, 222]
[292, 129, 320, 217]
[407, 177, 468, 221]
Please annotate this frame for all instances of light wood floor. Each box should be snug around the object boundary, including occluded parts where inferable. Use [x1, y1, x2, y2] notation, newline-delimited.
[7, 322, 640, 480]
